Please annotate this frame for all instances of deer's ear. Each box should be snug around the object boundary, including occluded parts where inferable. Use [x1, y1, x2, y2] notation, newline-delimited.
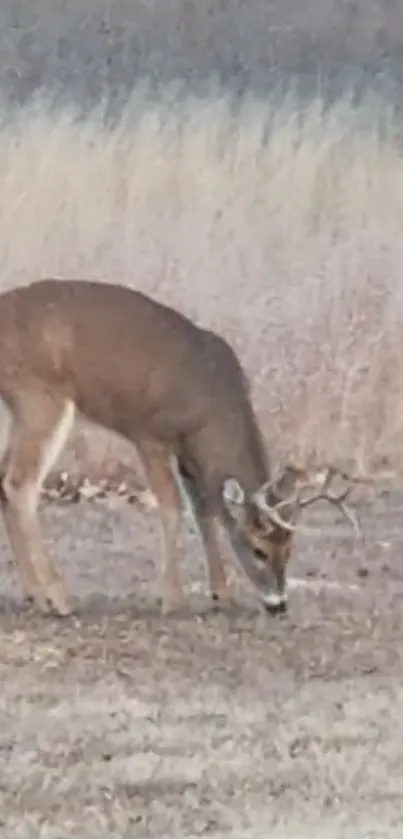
[222, 478, 246, 526]
[222, 477, 245, 505]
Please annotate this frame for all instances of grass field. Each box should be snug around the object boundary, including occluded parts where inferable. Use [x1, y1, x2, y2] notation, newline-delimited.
[0, 91, 402, 479]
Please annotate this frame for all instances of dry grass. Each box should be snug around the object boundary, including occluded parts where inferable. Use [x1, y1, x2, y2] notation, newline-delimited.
[1, 90, 403, 478]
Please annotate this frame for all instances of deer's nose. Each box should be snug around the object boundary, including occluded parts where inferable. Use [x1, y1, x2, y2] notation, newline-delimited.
[261, 591, 288, 616]
[264, 599, 287, 616]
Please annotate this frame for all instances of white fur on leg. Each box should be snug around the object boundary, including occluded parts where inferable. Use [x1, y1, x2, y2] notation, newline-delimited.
[3, 399, 76, 616]
[36, 400, 76, 493]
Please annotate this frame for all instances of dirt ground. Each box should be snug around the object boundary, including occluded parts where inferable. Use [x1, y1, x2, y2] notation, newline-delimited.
[0, 483, 403, 838]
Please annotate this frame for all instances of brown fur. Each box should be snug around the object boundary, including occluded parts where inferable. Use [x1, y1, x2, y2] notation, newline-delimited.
[0, 278, 301, 616]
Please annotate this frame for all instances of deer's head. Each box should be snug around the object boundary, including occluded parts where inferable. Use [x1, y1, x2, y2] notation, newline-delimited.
[222, 465, 359, 615]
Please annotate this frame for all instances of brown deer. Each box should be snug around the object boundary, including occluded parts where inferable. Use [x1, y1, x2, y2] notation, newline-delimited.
[0, 278, 356, 617]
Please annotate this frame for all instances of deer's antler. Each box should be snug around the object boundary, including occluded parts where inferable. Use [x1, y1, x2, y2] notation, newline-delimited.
[299, 466, 361, 535]
[254, 466, 362, 536]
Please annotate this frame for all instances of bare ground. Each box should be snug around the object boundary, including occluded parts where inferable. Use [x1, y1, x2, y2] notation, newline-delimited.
[0, 485, 403, 837]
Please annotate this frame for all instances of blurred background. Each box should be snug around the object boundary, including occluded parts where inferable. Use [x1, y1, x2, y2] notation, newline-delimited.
[0, 0, 402, 482]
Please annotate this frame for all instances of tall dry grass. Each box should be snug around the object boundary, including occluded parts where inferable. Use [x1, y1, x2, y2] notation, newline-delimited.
[0, 90, 403, 480]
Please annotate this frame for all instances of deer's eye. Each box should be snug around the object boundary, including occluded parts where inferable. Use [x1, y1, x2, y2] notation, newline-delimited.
[254, 548, 267, 562]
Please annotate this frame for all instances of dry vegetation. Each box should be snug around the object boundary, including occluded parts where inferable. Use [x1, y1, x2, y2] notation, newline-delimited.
[0, 91, 403, 479]
[1, 0, 403, 480]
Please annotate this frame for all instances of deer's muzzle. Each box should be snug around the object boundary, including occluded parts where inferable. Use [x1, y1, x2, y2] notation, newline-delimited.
[261, 589, 288, 616]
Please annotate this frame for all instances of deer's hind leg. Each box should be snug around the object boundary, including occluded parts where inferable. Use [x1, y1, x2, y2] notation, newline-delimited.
[1, 391, 75, 616]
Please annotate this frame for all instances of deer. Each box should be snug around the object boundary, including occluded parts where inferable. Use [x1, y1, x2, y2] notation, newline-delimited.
[0, 278, 358, 618]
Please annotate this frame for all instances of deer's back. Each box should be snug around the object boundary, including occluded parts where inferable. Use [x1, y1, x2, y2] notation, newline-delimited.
[0, 280, 254, 446]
